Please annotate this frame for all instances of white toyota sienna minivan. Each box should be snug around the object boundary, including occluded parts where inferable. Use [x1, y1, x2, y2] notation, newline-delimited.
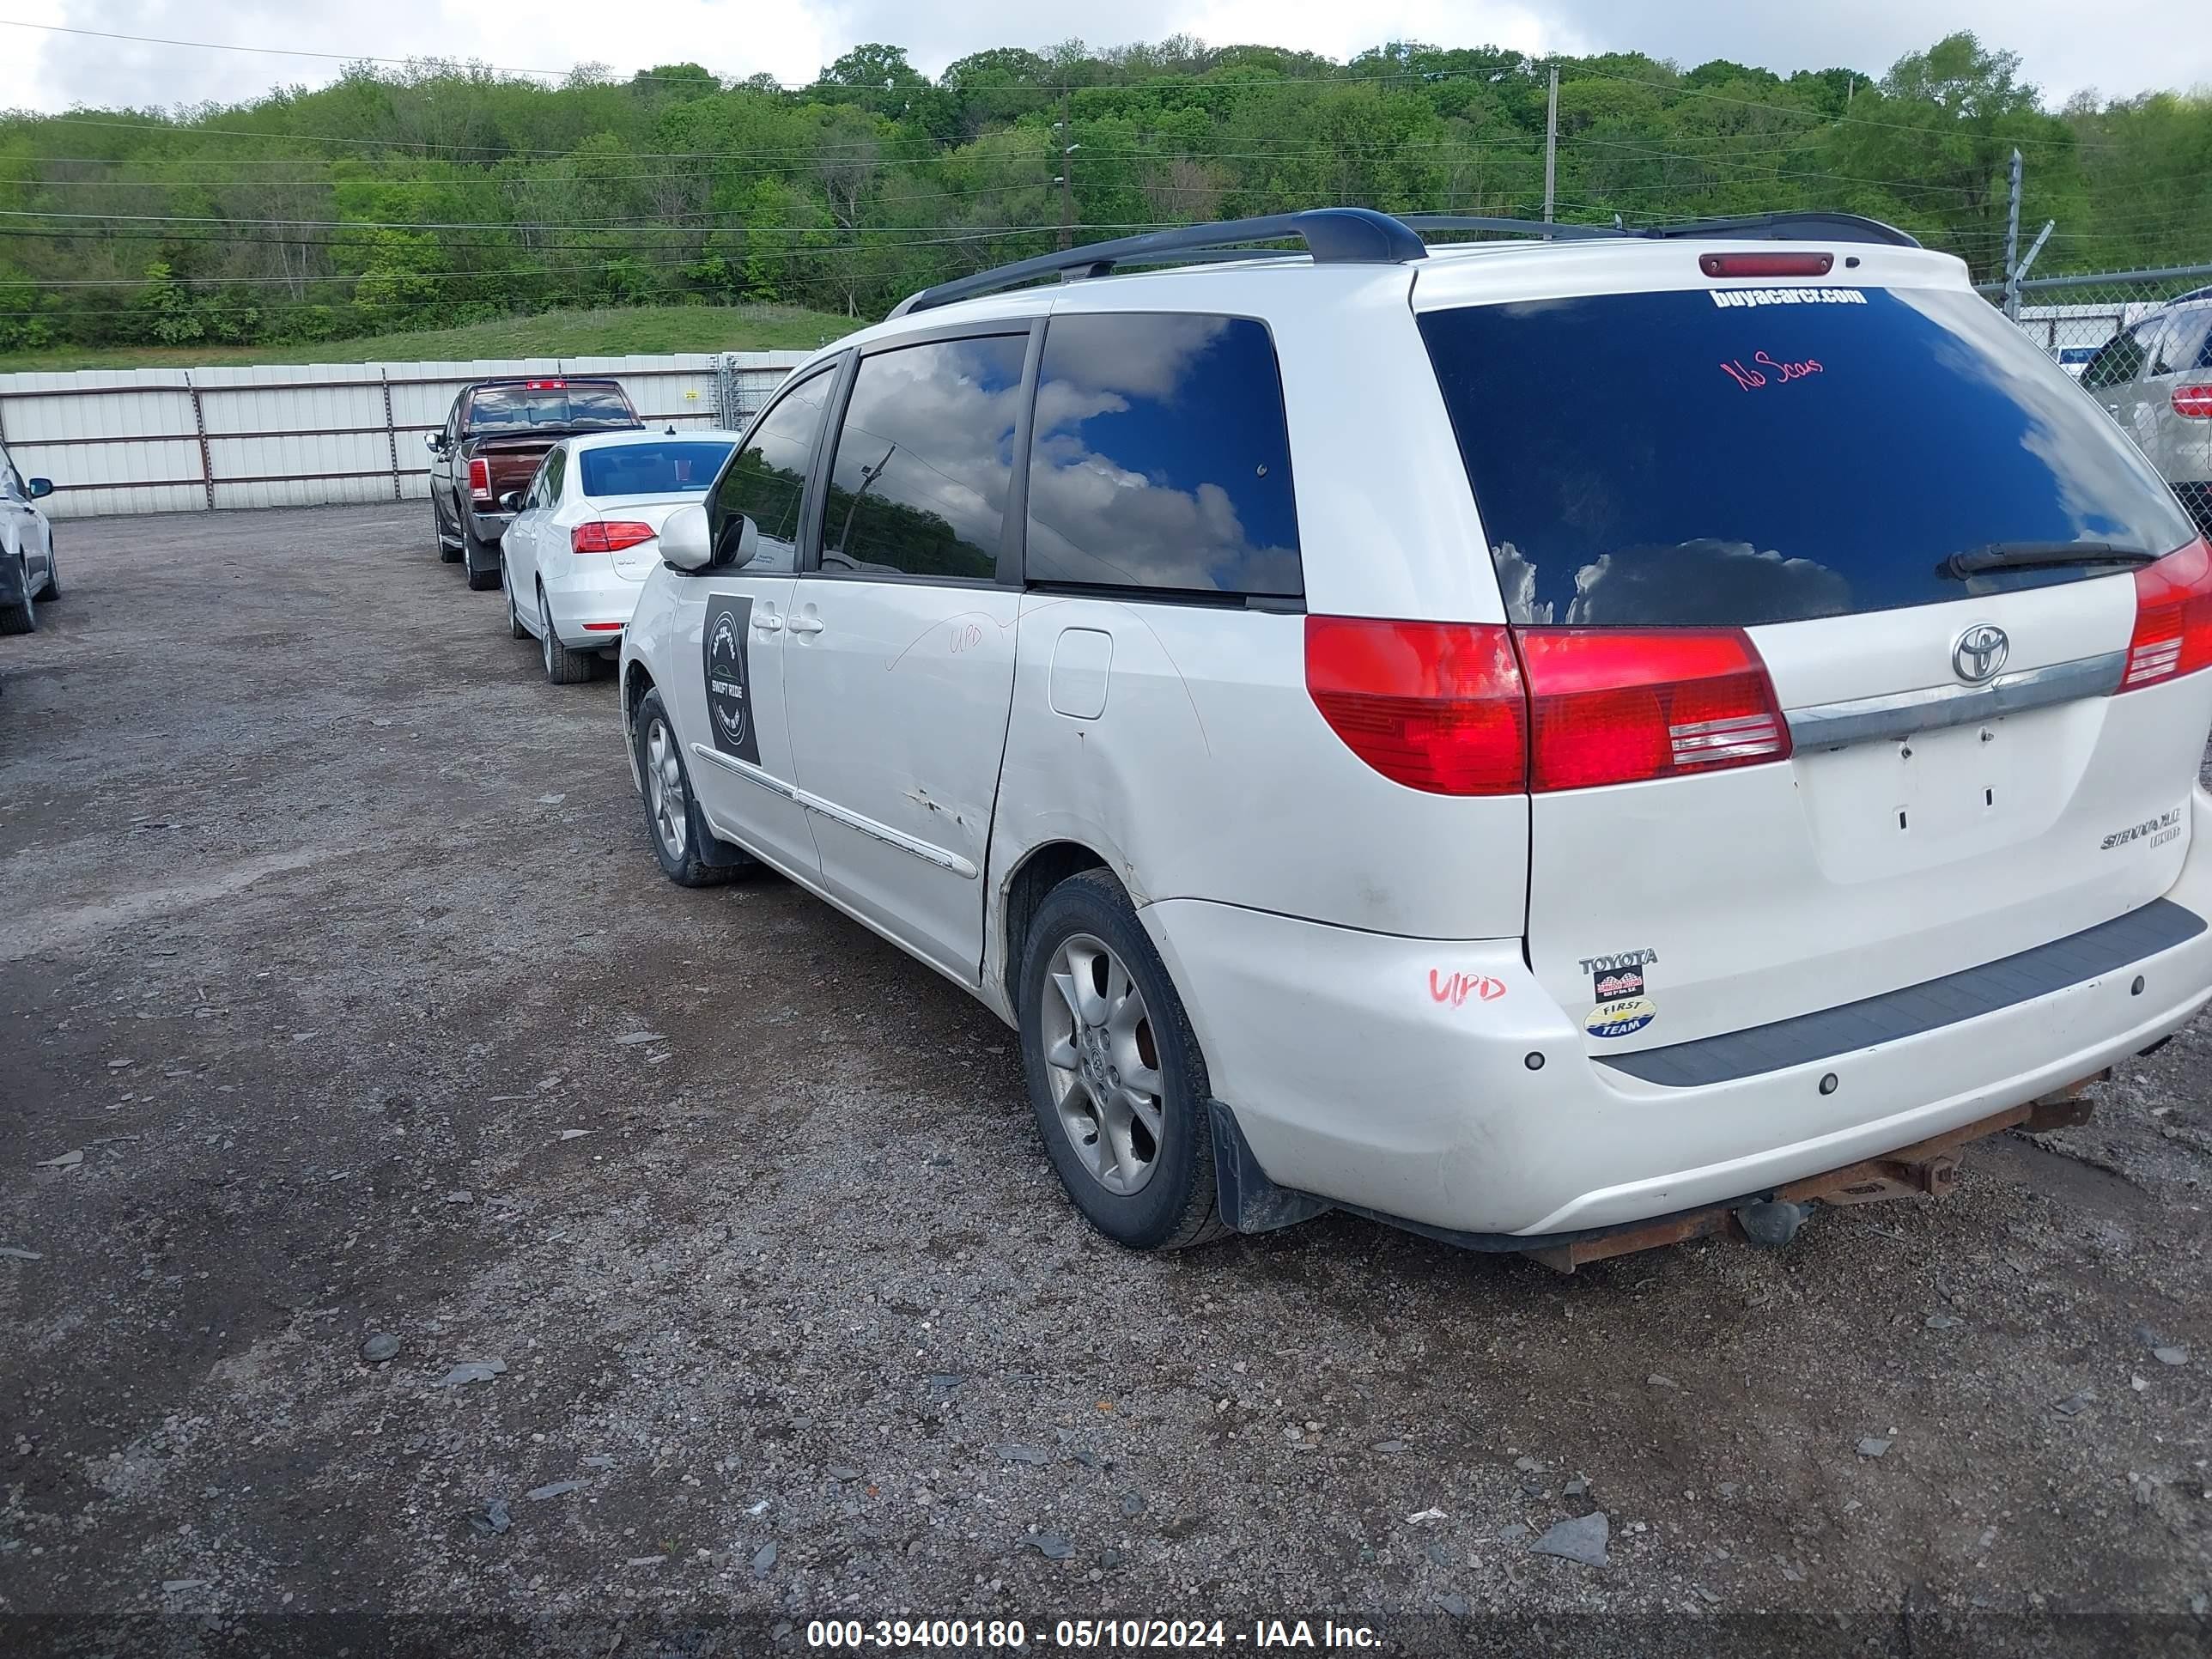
[617, 209, 2212, 1267]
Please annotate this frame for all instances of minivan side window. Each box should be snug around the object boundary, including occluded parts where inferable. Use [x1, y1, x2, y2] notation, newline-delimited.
[816, 334, 1028, 581]
[709, 364, 838, 571]
[1024, 313, 1302, 599]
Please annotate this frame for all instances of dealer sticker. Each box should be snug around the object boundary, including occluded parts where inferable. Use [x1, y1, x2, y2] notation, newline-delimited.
[1581, 948, 1659, 1040]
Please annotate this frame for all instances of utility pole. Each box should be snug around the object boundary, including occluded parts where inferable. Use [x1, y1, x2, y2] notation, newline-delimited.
[1542, 65, 1559, 236]
[2002, 148, 2023, 301]
[1055, 92, 1076, 252]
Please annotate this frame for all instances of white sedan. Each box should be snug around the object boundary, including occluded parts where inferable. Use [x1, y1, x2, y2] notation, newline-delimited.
[496, 428, 740, 683]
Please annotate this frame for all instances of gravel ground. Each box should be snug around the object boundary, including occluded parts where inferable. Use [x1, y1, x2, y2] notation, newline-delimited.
[3, 503, 2211, 1657]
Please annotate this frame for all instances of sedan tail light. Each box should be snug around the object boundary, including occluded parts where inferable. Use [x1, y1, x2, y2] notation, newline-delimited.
[1517, 628, 1790, 791]
[2120, 538, 2212, 690]
[572, 520, 655, 555]
[466, 458, 491, 503]
[2172, 385, 2212, 419]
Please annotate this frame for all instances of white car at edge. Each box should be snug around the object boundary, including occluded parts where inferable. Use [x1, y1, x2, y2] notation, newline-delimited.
[497, 428, 740, 682]
[615, 208, 2212, 1267]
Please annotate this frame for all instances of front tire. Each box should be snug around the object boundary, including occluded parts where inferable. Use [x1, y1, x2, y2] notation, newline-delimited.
[505, 561, 529, 639]
[35, 541, 58, 602]
[0, 560, 34, 635]
[436, 495, 461, 562]
[632, 689, 741, 887]
[462, 523, 501, 592]
[1018, 870, 1224, 1252]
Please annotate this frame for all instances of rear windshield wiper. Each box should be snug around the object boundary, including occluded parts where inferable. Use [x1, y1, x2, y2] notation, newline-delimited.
[1936, 541, 2159, 580]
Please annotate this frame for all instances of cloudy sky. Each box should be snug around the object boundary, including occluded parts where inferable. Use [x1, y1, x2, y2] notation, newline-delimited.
[4, 0, 2205, 114]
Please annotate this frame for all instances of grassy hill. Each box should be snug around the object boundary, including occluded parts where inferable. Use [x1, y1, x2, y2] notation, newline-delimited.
[0, 305, 858, 374]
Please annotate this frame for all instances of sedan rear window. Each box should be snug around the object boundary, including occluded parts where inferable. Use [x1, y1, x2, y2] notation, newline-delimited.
[577, 441, 733, 499]
[467, 384, 637, 432]
[1419, 286, 2197, 627]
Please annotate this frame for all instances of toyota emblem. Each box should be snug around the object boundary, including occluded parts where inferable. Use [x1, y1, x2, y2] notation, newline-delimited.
[1952, 623, 2009, 684]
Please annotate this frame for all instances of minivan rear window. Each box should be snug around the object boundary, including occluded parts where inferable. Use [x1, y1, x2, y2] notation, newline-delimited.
[1419, 287, 2197, 627]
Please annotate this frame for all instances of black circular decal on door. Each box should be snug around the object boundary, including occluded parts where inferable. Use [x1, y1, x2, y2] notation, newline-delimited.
[702, 594, 760, 764]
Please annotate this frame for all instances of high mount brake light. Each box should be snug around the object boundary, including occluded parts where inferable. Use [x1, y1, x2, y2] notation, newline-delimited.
[1699, 252, 1835, 278]
[572, 520, 654, 554]
[2120, 538, 2212, 690]
[524, 379, 568, 390]
[1304, 619, 1792, 794]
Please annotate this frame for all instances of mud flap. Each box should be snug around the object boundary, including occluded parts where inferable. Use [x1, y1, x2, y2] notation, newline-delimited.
[1207, 1099, 1330, 1235]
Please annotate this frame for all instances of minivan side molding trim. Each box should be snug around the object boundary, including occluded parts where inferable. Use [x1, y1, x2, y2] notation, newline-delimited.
[689, 743, 981, 878]
[1784, 649, 2127, 749]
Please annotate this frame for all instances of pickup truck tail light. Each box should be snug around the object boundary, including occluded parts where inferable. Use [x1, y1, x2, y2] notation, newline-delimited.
[1306, 618, 1791, 794]
[466, 458, 491, 504]
[2120, 538, 2212, 690]
[2172, 385, 2212, 419]
[572, 520, 655, 555]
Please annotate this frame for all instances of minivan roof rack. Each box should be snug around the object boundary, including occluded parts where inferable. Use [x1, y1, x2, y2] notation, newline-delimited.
[886, 207, 1425, 318]
[885, 205, 1920, 318]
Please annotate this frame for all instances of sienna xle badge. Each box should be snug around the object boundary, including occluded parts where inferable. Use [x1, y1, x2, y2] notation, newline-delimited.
[611, 208, 2212, 1270]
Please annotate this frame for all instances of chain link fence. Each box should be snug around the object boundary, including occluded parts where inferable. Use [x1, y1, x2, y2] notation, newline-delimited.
[1979, 263, 2212, 538]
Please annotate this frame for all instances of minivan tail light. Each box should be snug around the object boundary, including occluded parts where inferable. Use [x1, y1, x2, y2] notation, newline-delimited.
[573, 520, 655, 555]
[2120, 538, 2212, 690]
[1516, 628, 1791, 792]
[1699, 252, 1835, 278]
[1304, 617, 1527, 795]
[2173, 385, 2212, 419]
[467, 458, 491, 503]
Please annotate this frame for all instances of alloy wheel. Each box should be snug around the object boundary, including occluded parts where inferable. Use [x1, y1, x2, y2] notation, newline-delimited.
[1041, 933, 1166, 1195]
[643, 716, 688, 862]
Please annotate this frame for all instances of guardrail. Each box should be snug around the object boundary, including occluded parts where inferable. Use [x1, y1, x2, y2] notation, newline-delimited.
[0, 350, 807, 519]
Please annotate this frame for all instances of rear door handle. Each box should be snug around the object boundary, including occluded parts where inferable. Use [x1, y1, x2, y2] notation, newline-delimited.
[787, 615, 824, 635]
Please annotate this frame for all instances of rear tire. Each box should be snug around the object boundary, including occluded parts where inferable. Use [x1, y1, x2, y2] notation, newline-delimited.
[632, 689, 743, 887]
[540, 588, 594, 684]
[463, 523, 501, 592]
[0, 560, 34, 635]
[1017, 870, 1225, 1252]
[436, 495, 461, 562]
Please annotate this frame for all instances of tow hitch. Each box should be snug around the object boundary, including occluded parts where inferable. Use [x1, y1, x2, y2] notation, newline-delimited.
[1520, 1073, 2109, 1273]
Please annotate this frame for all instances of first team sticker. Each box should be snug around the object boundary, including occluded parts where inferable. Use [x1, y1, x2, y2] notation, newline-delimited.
[702, 594, 760, 765]
[1581, 947, 1659, 1040]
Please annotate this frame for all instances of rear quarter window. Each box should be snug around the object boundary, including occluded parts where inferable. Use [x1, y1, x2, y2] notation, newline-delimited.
[1419, 286, 2197, 627]
[1024, 313, 1301, 599]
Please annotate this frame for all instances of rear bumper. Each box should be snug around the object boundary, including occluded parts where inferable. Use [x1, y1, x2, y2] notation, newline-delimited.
[1145, 784, 2212, 1238]
[543, 570, 645, 650]
[465, 507, 514, 543]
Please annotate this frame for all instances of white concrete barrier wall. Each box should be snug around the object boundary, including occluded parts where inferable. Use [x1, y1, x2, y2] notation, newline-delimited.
[0, 350, 807, 519]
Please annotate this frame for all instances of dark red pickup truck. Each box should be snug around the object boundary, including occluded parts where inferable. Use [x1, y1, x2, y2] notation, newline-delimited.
[426, 377, 643, 589]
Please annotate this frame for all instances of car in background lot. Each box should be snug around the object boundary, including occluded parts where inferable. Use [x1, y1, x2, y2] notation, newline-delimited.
[615, 207, 2212, 1266]
[0, 438, 58, 635]
[425, 377, 642, 592]
[497, 428, 739, 684]
[2080, 288, 2212, 536]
